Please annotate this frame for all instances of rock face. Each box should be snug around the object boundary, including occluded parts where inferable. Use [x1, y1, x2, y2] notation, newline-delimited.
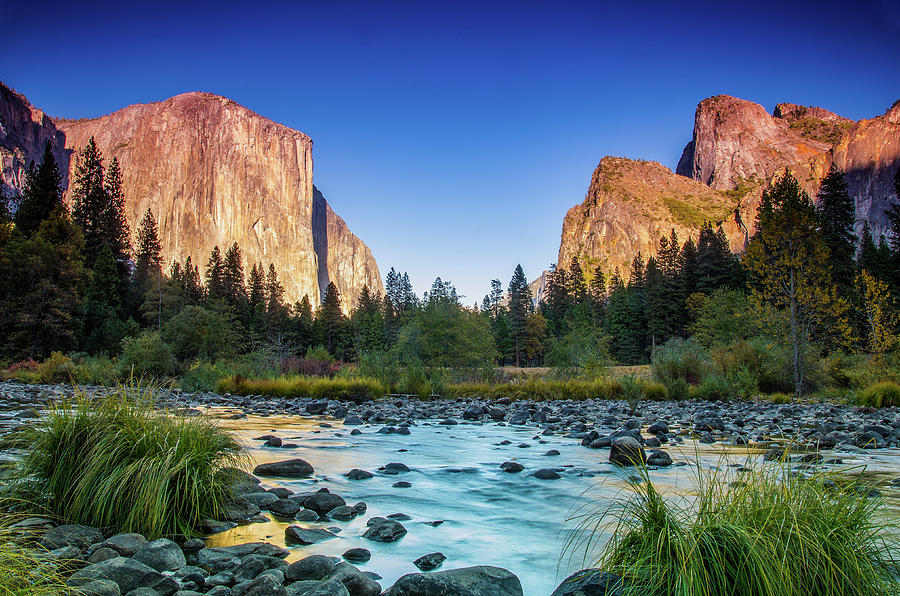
[556, 95, 899, 284]
[0, 84, 70, 196]
[0, 83, 382, 308]
[557, 157, 743, 277]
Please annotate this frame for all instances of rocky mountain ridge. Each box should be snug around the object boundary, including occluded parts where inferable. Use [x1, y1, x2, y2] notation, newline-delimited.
[551, 95, 899, 294]
[0, 84, 382, 308]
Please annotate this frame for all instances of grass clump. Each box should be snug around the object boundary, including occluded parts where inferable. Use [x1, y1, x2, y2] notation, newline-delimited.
[0, 515, 72, 595]
[445, 378, 622, 401]
[5, 383, 245, 539]
[575, 462, 899, 596]
[217, 375, 384, 403]
[858, 381, 900, 408]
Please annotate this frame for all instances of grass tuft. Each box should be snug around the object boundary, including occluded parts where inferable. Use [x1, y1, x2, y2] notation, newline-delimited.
[4, 382, 246, 539]
[217, 375, 384, 403]
[0, 514, 73, 595]
[858, 381, 900, 408]
[570, 461, 899, 596]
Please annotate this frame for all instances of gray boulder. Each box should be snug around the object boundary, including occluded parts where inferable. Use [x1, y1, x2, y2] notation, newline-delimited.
[550, 568, 625, 596]
[253, 459, 315, 478]
[40, 524, 104, 550]
[609, 436, 646, 466]
[285, 555, 337, 582]
[68, 557, 176, 595]
[362, 518, 407, 542]
[285, 526, 337, 545]
[386, 565, 522, 595]
[132, 538, 186, 572]
[304, 492, 346, 514]
[99, 533, 149, 557]
[232, 574, 287, 596]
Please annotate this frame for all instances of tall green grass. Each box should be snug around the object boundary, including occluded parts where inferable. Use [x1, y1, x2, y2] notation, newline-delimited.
[444, 378, 624, 401]
[858, 381, 900, 408]
[217, 375, 385, 403]
[5, 383, 245, 539]
[0, 514, 72, 595]
[571, 461, 899, 596]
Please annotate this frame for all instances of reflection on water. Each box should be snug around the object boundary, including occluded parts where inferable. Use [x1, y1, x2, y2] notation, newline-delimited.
[205, 410, 900, 596]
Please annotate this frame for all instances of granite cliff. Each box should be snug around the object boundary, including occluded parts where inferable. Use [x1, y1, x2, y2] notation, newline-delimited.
[553, 95, 899, 292]
[0, 84, 381, 308]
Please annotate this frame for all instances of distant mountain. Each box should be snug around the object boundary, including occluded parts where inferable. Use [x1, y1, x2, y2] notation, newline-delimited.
[0, 84, 382, 308]
[542, 95, 900, 297]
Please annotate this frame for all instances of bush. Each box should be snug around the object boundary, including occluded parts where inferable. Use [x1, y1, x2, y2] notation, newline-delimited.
[858, 381, 900, 408]
[444, 378, 621, 401]
[2, 352, 72, 383]
[651, 338, 713, 389]
[5, 384, 245, 538]
[712, 338, 795, 394]
[280, 356, 340, 378]
[67, 354, 120, 385]
[163, 305, 240, 360]
[217, 375, 385, 404]
[581, 462, 899, 596]
[641, 381, 668, 401]
[119, 332, 175, 378]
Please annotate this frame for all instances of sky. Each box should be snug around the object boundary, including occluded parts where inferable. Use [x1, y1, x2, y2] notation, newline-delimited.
[3, 0, 899, 304]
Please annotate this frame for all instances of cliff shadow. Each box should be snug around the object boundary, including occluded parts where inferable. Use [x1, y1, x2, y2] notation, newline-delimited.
[312, 185, 330, 303]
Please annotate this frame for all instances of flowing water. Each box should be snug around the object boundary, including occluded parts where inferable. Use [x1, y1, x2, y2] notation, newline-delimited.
[205, 409, 900, 596]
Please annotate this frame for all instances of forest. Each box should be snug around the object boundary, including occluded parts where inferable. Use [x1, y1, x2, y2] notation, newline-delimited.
[2, 137, 900, 403]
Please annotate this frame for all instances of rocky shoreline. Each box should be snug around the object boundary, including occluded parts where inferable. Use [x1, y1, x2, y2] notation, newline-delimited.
[2, 381, 899, 595]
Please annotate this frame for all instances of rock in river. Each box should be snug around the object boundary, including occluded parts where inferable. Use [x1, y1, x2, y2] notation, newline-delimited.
[551, 568, 625, 596]
[609, 436, 646, 467]
[253, 459, 314, 478]
[285, 526, 337, 545]
[363, 517, 407, 543]
[386, 565, 523, 596]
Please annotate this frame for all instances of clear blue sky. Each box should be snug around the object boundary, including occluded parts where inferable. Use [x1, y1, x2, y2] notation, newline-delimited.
[4, 0, 899, 304]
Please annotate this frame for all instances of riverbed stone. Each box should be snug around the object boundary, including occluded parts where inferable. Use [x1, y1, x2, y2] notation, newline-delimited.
[40, 524, 104, 550]
[386, 565, 523, 596]
[346, 469, 374, 480]
[68, 557, 174, 595]
[232, 574, 287, 596]
[286, 579, 350, 596]
[253, 459, 315, 478]
[285, 526, 337, 545]
[362, 518, 407, 542]
[609, 436, 646, 466]
[305, 491, 346, 514]
[500, 461, 524, 473]
[647, 450, 673, 467]
[243, 491, 280, 509]
[100, 533, 149, 557]
[551, 568, 625, 596]
[413, 552, 446, 571]
[286, 555, 337, 581]
[132, 538, 186, 572]
[533, 468, 561, 479]
[328, 505, 359, 521]
[270, 497, 306, 517]
[343, 548, 371, 563]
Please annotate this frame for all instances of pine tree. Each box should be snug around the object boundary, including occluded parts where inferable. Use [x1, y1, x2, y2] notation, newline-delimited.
[352, 285, 386, 354]
[133, 208, 162, 294]
[541, 264, 569, 338]
[817, 165, 856, 297]
[644, 256, 666, 349]
[507, 264, 532, 367]
[265, 263, 289, 338]
[858, 223, 879, 275]
[15, 141, 62, 235]
[319, 281, 345, 356]
[567, 257, 587, 304]
[248, 262, 267, 333]
[205, 246, 226, 300]
[292, 294, 315, 352]
[589, 265, 606, 322]
[696, 221, 734, 294]
[223, 242, 248, 309]
[102, 157, 131, 265]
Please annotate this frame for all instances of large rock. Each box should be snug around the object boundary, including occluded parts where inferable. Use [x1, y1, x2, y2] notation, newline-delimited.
[609, 436, 646, 466]
[40, 524, 104, 550]
[362, 517, 407, 543]
[68, 557, 176, 594]
[386, 565, 523, 596]
[551, 568, 625, 596]
[253, 459, 314, 478]
[132, 538, 186, 572]
[0, 82, 382, 309]
[98, 533, 149, 557]
[304, 491, 346, 514]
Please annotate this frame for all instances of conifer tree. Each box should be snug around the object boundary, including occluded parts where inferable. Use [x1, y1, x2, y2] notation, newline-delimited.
[15, 141, 62, 235]
[817, 165, 856, 297]
[133, 208, 162, 294]
[248, 263, 267, 332]
[319, 281, 345, 356]
[542, 264, 569, 338]
[205, 246, 226, 300]
[223, 242, 248, 309]
[508, 264, 532, 367]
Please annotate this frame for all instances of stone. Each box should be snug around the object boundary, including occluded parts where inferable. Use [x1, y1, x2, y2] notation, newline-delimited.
[307, 400, 329, 415]
[132, 538, 186, 572]
[551, 568, 625, 596]
[285, 526, 337, 545]
[285, 555, 337, 582]
[90, 547, 122, 564]
[329, 562, 382, 596]
[362, 518, 407, 543]
[243, 491, 280, 509]
[305, 491, 346, 514]
[40, 524, 104, 550]
[380, 462, 410, 474]
[270, 497, 306, 517]
[232, 574, 287, 596]
[533, 469, 561, 480]
[287, 579, 350, 596]
[385, 565, 523, 596]
[342, 548, 371, 563]
[253, 459, 314, 478]
[100, 533, 149, 557]
[609, 436, 646, 466]
[328, 505, 359, 521]
[68, 557, 172, 595]
[295, 509, 320, 521]
[413, 552, 446, 571]
[500, 461, 524, 473]
[646, 450, 673, 467]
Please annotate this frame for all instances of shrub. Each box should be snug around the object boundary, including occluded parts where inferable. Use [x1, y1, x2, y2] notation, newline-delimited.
[712, 338, 795, 394]
[280, 356, 341, 378]
[119, 332, 176, 378]
[305, 345, 333, 362]
[5, 384, 245, 538]
[578, 462, 899, 596]
[67, 354, 120, 386]
[180, 360, 232, 392]
[641, 381, 668, 401]
[651, 338, 713, 388]
[858, 381, 900, 408]
[769, 392, 792, 404]
[218, 375, 385, 404]
[163, 305, 240, 360]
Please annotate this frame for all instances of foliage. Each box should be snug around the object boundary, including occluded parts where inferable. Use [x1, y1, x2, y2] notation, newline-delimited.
[651, 338, 712, 388]
[5, 384, 245, 538]
[710, 338, 796, 395]
[218, 375, 384, 403]
[163, 304, 239, 360]
[858, 381, 900, 408]
[687, 288, 752, 348]
[445, 378, 622, 401]
[577, 462, 899, 596]
[0, 514, 73, 595]
[857, 269, 898, 357]
[119, 331, 175, 378]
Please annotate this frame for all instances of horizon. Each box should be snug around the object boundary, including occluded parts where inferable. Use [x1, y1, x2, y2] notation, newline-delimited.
[3, 0, 899, 304]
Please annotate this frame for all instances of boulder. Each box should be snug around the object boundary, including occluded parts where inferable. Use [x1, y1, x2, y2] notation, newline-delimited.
[99, 533, 149, 557]
[609, 436, 646, 466]
[304, 492, 346, 514]
[40, 524, 104, 550]
[132, 538, 186, 572]
[68, 557, 174, 595]
[362, 518, 407, 543]
[550, 569, 625, 596]
[386, 565, 523, 596]
[285, 555, 337, 582]
[253, 459, 314, 478]
[413, 552, 446, 571]
[285, 526, 337, 545]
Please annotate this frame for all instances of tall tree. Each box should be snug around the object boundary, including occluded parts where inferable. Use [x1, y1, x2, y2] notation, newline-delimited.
[132, 208, 163, 313]
[223, 242, 248, 309]
[15, 141, 62, 235]
[318, 281, 345, 356]
[507, 264, 533, 367]
[817, 165, 856, 297]
[205, 246, 226, 300]
[744, 171, 846, 397]
[265, 263, 289, 337]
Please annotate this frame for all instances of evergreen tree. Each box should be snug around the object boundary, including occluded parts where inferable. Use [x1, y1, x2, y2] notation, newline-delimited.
[817, 165, 856, 297]
[223, 242, 248, 309]
[133, 208, 162, 309]
[15, 141, 62, 235]
[247, 262, 267, 333]
[541, 264, 569, 338]
[319, 281, 346, 356]
[589, 265, 607, 323]
[508, 264, 532, 367]
[82, 244, 135, 354]
[102, 157, 131, 265]
[291, 294, 315, 352]
[644, 256, 666, 349]
[265, 263, 288, 336]
[567, 257, 587, 304]
[205, 246, 226, 300]
[696, 221, 734, 294]
[858, 223, 879, 276]
[352, 285, 386, 354]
